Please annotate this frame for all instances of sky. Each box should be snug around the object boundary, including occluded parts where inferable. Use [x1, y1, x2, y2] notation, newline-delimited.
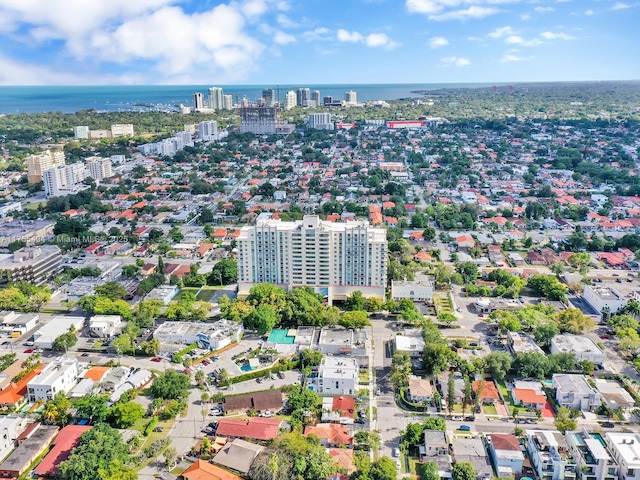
[0, 0, 637, 85]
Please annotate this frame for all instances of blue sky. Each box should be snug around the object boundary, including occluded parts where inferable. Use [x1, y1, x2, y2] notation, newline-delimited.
[0, 0, 637, 85]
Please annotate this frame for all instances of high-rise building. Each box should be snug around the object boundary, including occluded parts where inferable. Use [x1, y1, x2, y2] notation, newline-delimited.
[237, 214, 387, 303]
[239, 106, 278, 135]
[311, 90, 320, 105]
[284, 91, 297, 110]
[345, 90, 357, 105]
[26, 150, 66, 184]
[208, 87, 224, 110]
[85, 157, 113, 182]
[306, 113, 333, 130]
[43, 163, 88, 198]
[222, 95, 233, 110]
[193, 92, 205, 110]
[73, 126, 89, 140]
[0, 246, 63, 286]
[262, 88, 275, 107]
[197, 121, 219, 142]
[296, 87, 311, 107]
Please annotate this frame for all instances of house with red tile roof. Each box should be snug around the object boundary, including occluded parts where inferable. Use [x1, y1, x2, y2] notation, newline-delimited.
[304, 423, 353, 447]
[472, 380, 500, 404]
[180, 460, 243, 480]
[0, 365, 45, 407]
[414, 251, 432, 263]
[164, 264, 191, 278]
[511, 388, 547, 409]
[332, 396, 356, 418]
[329, 448, 355, 474]
[33, 425, 92, 477]
[214, 418, 283, 442]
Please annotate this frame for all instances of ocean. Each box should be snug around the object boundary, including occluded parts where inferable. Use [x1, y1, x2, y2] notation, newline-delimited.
[0, 83, 495, 114]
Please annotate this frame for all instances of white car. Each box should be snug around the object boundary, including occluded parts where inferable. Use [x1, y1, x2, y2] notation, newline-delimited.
[261, 410, 274, 418]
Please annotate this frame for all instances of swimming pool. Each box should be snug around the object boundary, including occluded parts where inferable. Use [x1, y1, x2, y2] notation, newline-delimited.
[268, 329, 295, 344]
[240, 364, 255, 372]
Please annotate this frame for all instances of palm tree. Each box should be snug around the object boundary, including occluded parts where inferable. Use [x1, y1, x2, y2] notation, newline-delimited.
[625, 300, 640, 318]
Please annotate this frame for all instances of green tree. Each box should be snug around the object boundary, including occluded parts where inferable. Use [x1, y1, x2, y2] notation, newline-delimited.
[247, 283, 286, 310]
[421, 462, 439, 480]
[456, 261, 479, 284]
[512, 352, 550, 379]
[110, 333, 135, 355]
[151, 370, 190, 400]
[58, 423, 132, 480]
[390, 352, 412, 390]
[344, 290, 367, 311]
[209, 259, 238, 285]
[141, 338, 161, 356]
[285, 385, 320, 425]
[485, 351, 512, 382]
[107, 401, 145, 428]
[423, 344, 457, 375]
[74, 394, 109, 424]
[452, 462, 476, 480]
[437, 312, 458, 326]
[41, 393, 72, 426]
[554, 406, 578, 434]
[168, 226, 184, 243]
[554, 308, 595, 334]
[299, 349, 324, 368]
[94, 281, 128, 300]
[369, 457, 397, 480]
[534, 322, 560, 346]
[339, 310, 371, 329]
[245, 304, 280, 334]
[423, 417, 447, 431]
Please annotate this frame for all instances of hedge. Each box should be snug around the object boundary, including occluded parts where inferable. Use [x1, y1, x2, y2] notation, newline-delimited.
[143, 416, 158, 436]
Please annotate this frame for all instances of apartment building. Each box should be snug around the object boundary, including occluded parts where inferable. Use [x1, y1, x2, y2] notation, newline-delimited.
[605, 433, 640, 480]
[43, 163, 88, 197]
[26, 150, 65, 183]
[237, 214, 387, 303]
[553, 374, 602, 411]
[85, 156, 113, 182]
[525, 430, 577, 480]
[566, 429, 619, 480]
[27, 358, 79, 402]
[316, 357, 358, 396]
[0, 246, 63, 286]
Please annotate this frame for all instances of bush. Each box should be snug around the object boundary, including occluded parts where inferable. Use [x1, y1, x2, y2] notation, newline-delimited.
[143, 416, 158, 436]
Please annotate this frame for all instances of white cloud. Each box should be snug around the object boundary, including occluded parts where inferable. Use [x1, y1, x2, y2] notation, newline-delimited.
[505, 35, 524, 44]
[534, 6, 555, 12]
[540, 31, 574, 40]
[430, 5, 499, 20]
[430, 36, 449, 48]
[274, 30, 296, 44]
[467, 36, 483, 41]
[500, 53, 525, 62]
[276, 13, 298, 28]
[406, 0, 504, 20]
[489, 26, 516, 38]
[520, 13, 531, 20]
[441, 56, 471, 66]
[337, 29, 364, 43]
[336, 28, 399, 49]
[612, 2, 630, 9]
[302, 27, 332, 41]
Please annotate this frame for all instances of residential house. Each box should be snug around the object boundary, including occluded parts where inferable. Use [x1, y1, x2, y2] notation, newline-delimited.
[27, 358, 79, 402]
[487, 433, 525, 477]
[472, 379, 500, 404]
[214, 418, 283, 442]
[0, 425, 59, 478]
[594, 379, 636, 412]
[316, 357, 358, 395]
[407, 376, 433, 403]
[552, 374, 602, 411]
[525, 429, 577, 480]
[222, 391, 283, 415]
[181, 460, 243, 480]
[0, 415, 28, 462]
[304, 423, 353, 448]
[212, 439, 264, 475]
[329, 448, 356, 474]
[550, 335, 605, 366]
[605, 433, 640, 480]
[33, 425, 92, 477]
[394, 335, 425, 358]
[452, 438, 492, 480]
[420, 430, 452, 479]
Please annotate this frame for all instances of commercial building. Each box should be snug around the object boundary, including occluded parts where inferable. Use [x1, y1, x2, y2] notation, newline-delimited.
[27, 358, 79, 402]
[386, 120, 426, 129]
[550, 334, 606, 366]
[508, 331, 545, 355]
[0, 220, 54, 248]
[26, 150, 65, 183]
[0, 202, 22, 219]
[394, 335, 425, 358]
[525, 430, 577, 480]
[311, 90, 321, 106]
[146, 285, 179, 305]
[317, 327, 368, 356]
[43, 163, 88, 197]
[88, 315, 124, 338]
[306, 113, 333, 130]
[583, 285, 627, 318]
[208, 87, 224, 110]
[153, 319, 243, 350]
[239, 106, 278, 135]
[487, 433, 525, 477]
[566, 429, 618, 480]
[0, 246, 63, 286]
[552, 374, 602, 411]
[85, 156, 113, 182]
[33, 316, 85, 350]
[73, 126, 89, 140]
[316, 356, 358, 395]
[0, 311, 39, 337]
[237, 214, 387, 303]
[391, 274, 434, 302]
[0, 425, 58, 478]
[452, 438, 492, 480]
[110, 124, 134, 137]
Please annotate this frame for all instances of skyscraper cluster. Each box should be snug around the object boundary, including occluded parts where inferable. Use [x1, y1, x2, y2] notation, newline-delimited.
[192, 87, 233, 111]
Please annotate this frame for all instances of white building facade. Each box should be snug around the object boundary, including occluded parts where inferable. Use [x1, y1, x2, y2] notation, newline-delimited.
[237, 214, 387, 303]
[43, 163, 88, 197]
[316, 357, 358, 395]
[85, 157, 113, 182]
[27, 358, 79, 402]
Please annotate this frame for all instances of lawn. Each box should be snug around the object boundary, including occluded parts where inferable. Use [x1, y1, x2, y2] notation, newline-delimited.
[173, 287, 200, 301]
[358, 370, 369, 383]
[497, 380, 511, 402]
[408, 456, 424, 476]
[483, 404, 498, 415]
[196, 288, 220, 302]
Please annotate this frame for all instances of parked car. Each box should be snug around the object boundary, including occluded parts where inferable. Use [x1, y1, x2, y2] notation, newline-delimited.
[458, 425, 472, 432]
[393, 448, 400, 457]
[202, 360, 210, 366]
[601, 421, 615, 428]
[153, 426, 164, 432]
[277, 372, 285, 379]
[376, 388, 381, 395]
[183, 369, 191, 375]
[23, 349, 34, 354]
[261, 410, 273, 418]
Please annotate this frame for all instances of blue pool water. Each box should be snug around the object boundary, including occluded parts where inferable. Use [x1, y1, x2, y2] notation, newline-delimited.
[268, 329, 295, 344]
[240, 365, 254, 372]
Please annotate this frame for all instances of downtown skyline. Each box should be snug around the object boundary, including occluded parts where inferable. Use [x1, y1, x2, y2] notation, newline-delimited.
[0, 0, 637, 86]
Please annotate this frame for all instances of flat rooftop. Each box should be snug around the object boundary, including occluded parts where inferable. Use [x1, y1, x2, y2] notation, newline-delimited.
[551, 334, 604, 355]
